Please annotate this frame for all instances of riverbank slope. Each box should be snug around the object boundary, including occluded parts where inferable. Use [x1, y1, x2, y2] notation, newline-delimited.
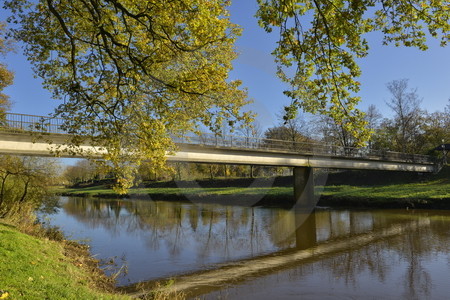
[0, 221, 130, 299]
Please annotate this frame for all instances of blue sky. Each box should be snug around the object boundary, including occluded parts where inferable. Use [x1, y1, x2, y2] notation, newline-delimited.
[228, 1, 450, 125]
[1, 1, 449, 130]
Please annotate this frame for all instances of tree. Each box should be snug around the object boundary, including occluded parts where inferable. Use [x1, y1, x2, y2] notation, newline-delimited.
[421, 111, 450, 153]
[385, 79, 424, 153]
[365, 104, 382, 149]
[444, 98, 450, 143]
[0, 156, 59, 218]
[266, 109, 313, 145]
[280, 110, 311, 142]
[371, 117, 397, 151]
[317, 115, 359, 148]
[0, 22, 13, 116]
[63, 159, 103, 185]
[365, 105, 382, 133]
[371, 104, 450, 155]
[237, 120, 263, 177]
[1, 26, 61, 220]
[256, 0, 449, 145]
[237, 119, 263, 141]
[4, 0, 251, 192]
[4, 0, 450, 191]
[264, 124, 311, 150]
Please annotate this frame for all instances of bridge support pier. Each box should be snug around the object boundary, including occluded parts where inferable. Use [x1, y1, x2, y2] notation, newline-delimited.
[293, 167, 315, 209]
[293, 167, 317, 250]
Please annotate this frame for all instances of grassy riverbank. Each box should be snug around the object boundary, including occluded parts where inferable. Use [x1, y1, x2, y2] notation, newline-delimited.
[319, 166, 450, 208]
[0, 221, 130, 299]
[58, 166, 450, 209]
[320, 178, 450, 208]
[60, 185, 292, 200]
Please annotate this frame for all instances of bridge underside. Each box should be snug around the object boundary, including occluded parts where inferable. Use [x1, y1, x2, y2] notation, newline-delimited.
[171, 144, 436, 173]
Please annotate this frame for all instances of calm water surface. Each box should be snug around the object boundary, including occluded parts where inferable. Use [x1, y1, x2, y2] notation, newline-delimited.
[44, 196, 450, 299]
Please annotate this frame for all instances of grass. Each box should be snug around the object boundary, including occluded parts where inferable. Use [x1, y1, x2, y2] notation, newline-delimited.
[58, 166, 450, 208]
[318, 169, 450, 208]
[58, 178, 450, 202]
[321, 167, 450, 201]
[58, 184, 293, 199]
[0, 222, 130, 300]
[321, 179, 450, 199]
[0, 218, 189, 300]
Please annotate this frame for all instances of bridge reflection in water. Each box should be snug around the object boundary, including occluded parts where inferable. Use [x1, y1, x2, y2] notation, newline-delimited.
[129, 210, 429, 298]
[45, 196, 449, 299]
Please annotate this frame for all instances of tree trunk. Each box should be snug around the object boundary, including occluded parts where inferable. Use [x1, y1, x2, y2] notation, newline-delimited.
[0, 173, 10, 208]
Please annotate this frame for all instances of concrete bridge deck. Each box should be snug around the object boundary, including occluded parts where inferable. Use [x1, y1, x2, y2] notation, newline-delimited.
[0, 112, 438, 173]
[0, 112, 440, 207]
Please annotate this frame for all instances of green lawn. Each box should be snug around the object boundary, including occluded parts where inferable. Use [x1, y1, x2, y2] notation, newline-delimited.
[58, 184, 293, 198]
[0, 223, 130, 300]
[320, 179, 450, 200]
[59, 179, 449, 201]
[58, 167, 450, 207]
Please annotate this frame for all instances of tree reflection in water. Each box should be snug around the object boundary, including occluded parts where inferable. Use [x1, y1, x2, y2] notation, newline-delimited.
[49, 197, 450, 298]
[202, 212, 450, 300]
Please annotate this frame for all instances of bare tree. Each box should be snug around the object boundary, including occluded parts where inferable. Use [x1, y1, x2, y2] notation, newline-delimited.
[365, 105, 383, 149]
[385, 79, 424, 153]
[445, 99, 450, 132]
[237, 120, 263, 140]
[237, 120, 264, 178]
[316, 115, 358, 149]
[365, 105, 382, 133]
[278, 110, 312, 141]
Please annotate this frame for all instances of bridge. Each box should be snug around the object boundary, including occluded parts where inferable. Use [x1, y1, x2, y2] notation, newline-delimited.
[0, 112, 440, 207]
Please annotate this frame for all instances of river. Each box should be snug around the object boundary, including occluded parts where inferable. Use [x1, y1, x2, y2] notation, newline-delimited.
[43, 196, 450, 299]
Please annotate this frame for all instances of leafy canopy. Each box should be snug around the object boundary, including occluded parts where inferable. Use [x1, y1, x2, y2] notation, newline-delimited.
[3, 0, 450, 191]
[0, 22, 13, 115]
[256, 0, 450, 145]
[4, 0, 251, 192]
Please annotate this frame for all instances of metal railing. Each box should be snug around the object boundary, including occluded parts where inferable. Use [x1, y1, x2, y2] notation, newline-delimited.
[0, 112, 67, 134]
[0, 112, 437, 165]
[172, 133, 435, 164]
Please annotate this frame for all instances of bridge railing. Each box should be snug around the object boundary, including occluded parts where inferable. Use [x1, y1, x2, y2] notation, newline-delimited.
[0, 112, 436, 165]
[172, 132, 435, 164]
[0, 112, 67, 134]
